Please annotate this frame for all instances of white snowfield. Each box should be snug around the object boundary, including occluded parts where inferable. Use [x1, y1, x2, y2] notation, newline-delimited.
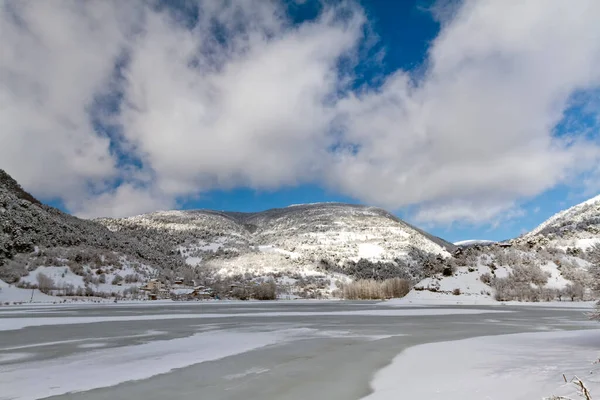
[0, 279, 59, 304]
[363, 329, 600, 400]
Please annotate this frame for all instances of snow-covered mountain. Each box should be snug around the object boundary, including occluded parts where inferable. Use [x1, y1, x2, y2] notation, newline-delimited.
[519, 194, 600, 250]
[0, 169, 187, 302]
[400, 195, 600, 304]
[98, 204, 455, 283]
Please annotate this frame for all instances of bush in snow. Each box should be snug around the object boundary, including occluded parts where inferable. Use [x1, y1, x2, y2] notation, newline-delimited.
[111, 275, 123, 285]
[480, 272, 493, 285]
[251, 280, 277, 300]
[0, 256, 28, 283]
[36, 272, 55, 294]
[124, 274, 139, 283]
[510, 264, 550, 287]
[560, 262, 592, 289]
[587, 243, 600, 293]
[493, 277, 555, 302]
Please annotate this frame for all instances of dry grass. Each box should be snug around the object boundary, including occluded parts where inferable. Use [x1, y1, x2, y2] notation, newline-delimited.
[546, 375, 592, 400]
[342, 278, 410, 300]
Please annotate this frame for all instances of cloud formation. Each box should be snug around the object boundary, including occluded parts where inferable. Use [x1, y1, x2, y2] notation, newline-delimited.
[1, 0, 600, 224]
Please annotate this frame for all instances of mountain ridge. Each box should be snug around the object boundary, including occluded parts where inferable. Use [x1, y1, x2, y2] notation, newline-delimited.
[97, 202, 456, 284]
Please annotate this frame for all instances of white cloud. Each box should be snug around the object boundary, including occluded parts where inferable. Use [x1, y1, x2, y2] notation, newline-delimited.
[0, 1, 140, 199]
[118, 1, 364, 197]
[330, 0, 600, 223]
[1, 0, 600, 226]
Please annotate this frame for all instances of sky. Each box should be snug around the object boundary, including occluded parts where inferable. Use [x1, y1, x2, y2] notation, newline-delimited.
[1, 0, 600, 243]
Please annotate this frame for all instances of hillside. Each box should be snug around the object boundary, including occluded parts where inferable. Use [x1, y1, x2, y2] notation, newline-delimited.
[98, 204, 455, 291]
[0, 170, 188, 302]
[520, 194, 600, 251]
[399, 195, 600, 304]
[1, 170, 457, 301]
[5, 165, 596, 304]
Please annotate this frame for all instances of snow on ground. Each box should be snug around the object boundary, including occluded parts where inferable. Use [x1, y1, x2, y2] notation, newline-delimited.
[574, 237, 600, 250]
[16, 264, 150, 297]
[357, 243, 384, 259]
[400, 266, 496, 304]
[363, 329, 600, 400]
[0, 280, 60, 304]
[0, 330, 289, 400]
[256, 245, 301, 259]
[0, 309, 510, 332]
[397, 256, 588, 306]
[20, 266, 85, 288]
[390, 289, 498, 305]
[185, 256, 202, 266]
[385, 293, 596, 308]
[541, 262, 572, 290]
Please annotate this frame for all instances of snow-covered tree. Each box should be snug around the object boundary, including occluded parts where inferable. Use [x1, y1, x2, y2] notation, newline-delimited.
[587, 243, 600, 292]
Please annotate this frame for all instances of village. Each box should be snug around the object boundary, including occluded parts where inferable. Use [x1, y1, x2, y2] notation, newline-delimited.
[139, 277, 215, 301]
[138, 277, 280, 301]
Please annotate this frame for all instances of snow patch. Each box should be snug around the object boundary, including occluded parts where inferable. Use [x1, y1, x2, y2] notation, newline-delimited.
[363, 329, 600, 400]
[0, 280, 60, 304]
[358, 243, 384, 259]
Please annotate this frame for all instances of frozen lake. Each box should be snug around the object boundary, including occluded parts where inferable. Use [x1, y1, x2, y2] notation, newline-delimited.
[0, 301, 596, 400]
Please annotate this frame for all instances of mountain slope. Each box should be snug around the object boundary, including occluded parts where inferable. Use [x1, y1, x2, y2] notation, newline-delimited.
[0, 170, 186, 293]
[397, 194, 600, 304]
[520, 194, 600, 250]
[98, 203, 455, 281]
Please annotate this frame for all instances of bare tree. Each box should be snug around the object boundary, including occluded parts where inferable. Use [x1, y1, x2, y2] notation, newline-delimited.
[36, 273, 55, 294]
[587, 243, 600, 293]
[563, 283, 585, 301]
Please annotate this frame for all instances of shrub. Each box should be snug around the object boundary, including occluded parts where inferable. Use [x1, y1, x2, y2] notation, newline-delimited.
[0, 257, 28, 283]
[111, 275, 123, 285]
[452, 288, 461, 296]
[252, 281, 277, 300]
[36, 272, 55, 294]
[480, 272, 492, 285]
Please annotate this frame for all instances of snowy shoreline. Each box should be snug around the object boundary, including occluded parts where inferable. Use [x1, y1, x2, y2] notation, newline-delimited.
[363, 328, 600, 400]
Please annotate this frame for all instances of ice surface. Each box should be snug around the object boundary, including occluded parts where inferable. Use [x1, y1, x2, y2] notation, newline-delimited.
[0, 330, 287, 399]
[0, 308, 510, 331]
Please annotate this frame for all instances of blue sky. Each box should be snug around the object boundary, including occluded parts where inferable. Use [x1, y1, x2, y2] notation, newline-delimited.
[3, 0, 600, 243]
